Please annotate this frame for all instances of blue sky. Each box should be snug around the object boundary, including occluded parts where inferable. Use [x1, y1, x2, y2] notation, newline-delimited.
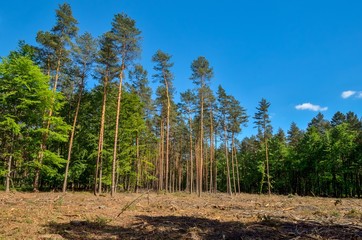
[1, 0, 362, 137]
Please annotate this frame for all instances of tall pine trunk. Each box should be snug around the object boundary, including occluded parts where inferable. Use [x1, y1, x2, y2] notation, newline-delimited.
[94, 74, 108, 195]
[164, 73, 171, 193]
[265, 139, 271, 195]
[224, 125, 232, 195]
[234, 143, 241, 193]
[189, 116, 194, 194]
[231, 133, 237, 194]
[209, 109, 214, 193]
[135, 134, 140, 193]
[158, 119, 164, 191]
[213, 128, 218, 193]
[5, 155, 12, 192]
[199, 90, 204, 197]
[111, 65, 124, 196]
[63, 80, 84, 192]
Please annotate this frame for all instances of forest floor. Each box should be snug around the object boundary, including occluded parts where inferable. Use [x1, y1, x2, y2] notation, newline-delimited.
[0, 191, 362, 240]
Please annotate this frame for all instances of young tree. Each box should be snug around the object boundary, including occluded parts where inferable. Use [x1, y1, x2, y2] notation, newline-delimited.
[0, 55, 68, 192]
[190, 56, 213, 197]
[254, 98, 272, 195]
[269, 128, 288, 194]
[228, 95, 248, 193]
[152, 50, 174, 192]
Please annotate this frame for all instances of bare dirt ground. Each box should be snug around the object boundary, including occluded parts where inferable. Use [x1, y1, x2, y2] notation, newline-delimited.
[0, 191, 361, 239]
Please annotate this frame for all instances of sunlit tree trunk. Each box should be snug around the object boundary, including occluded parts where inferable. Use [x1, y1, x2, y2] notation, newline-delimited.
[111, 64, 124, 196]
[224, 125, 232, 195]
[63, 78, 84, 192]
[94, 74, 108, 196]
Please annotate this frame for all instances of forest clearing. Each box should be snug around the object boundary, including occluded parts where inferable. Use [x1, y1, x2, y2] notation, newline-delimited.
[1, 191, 361, 239]
[1, 2, 362, 239]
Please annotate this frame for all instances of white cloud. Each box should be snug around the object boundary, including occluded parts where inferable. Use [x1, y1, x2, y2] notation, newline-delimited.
[295, 103, 328, 112]
[357, 92, 362, 98]
[341, 90, 356, 99]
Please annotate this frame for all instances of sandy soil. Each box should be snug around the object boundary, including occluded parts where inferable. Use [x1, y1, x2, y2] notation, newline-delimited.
[0, 191, 361, 239]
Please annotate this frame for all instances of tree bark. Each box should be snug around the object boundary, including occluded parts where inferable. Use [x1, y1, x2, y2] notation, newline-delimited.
[224, 125, 232, 195]
[135, 134, 140, 193]
[63, 80, 84, 192]
[163, 71, 171, 193]
[231, 134, 237, 194]
[111, 66, 124, 196]
[199, 88, 204, 197]
[5, 154, 12, 192]
[209, 108, 214, 193]
[234, 144, 241, 193]
[265, 139, 271, 195]
[94, 73, 108, 196]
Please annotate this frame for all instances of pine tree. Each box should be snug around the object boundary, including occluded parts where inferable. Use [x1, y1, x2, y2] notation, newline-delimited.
[203, 87, 217, 193]
[110, 13, 141, 196]
[179, 89, 197, 193]
[62, 32, 97, 192]
[217, 85, 232, 195]
[190, 56, 213, 197]
[34, 3, 78, 191]
[94, 32, 118, 195]
[152, 50, 174, 192]
[228, 95, 248, 193]
[254, 98, 272, 195]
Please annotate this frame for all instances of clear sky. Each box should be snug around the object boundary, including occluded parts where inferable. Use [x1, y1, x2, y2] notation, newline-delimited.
[1, 0, 362, 137]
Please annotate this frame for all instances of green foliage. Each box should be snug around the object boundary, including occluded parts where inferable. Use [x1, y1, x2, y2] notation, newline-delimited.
[111, 13, 141, 67]
[190, 56, 213, 84]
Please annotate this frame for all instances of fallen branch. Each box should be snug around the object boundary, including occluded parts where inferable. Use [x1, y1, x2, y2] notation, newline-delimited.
[116, 191, 149, 218]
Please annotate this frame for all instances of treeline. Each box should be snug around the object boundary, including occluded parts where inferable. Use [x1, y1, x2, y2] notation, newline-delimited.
[1, 3, 361, 198]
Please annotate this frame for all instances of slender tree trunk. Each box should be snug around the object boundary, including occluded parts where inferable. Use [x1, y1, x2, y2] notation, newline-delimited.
[214, 128, 218, 193]
[135, 134, 140, 193]
[209, 109, 214, 193]
[204, 142, 209, 192]
[63, 82, 84, 192]
[195, 138, 200, 194]
[186, 153, 189, 192]
[234, 144, 241, 193]
[224, 125, 232, 195]
[94, 75, 108, 196]
[178, 154, 182, 191]
[198, 102, 204, 197]
[199, 90, 204, 197]
[98, 157, 103, 194]
[111, 66, 124, 196]
[231, 134, 237, 194]
[159, 119, 164, 191]
[189, 116, 193, 194]
[163, 73, 171, 193]
[265, 139, 271, 195]
[5, 155, 12, 192]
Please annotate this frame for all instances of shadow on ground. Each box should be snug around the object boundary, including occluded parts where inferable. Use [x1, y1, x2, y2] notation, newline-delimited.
[45, 215, 362, 240]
